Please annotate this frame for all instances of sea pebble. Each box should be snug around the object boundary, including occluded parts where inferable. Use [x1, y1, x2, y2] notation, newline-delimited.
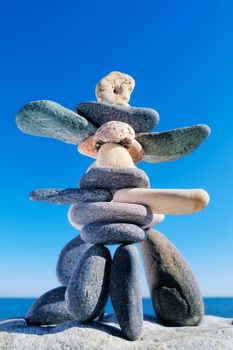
[76, 102, 159, 132]
[140, 229, 204, 326]
[96, 143, 135, 168]
[81, 223, 146, 245]
[66, 245, 111, 322]
[110, 244, 143, 340]
[16, 100, 97, 145]
[143, 213, 165, 229]
[128, 139, 144, 164]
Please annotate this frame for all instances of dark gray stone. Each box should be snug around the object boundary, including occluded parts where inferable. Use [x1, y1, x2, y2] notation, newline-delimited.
[56, 235, 92, 286]
[110, 244, 143, 340]
[16, 100, 97, 145]
[30, 188, 112, 204]
[140, 229, 204, 326]
[69, 202, 153, 227]
[26, 287, 74, 325]
[136, 124, 210, 163]
[79, 167, 150, 190]
[66, 245, 111, 322]
[81, 223, 147, 245]
[76, 101, 159, 132]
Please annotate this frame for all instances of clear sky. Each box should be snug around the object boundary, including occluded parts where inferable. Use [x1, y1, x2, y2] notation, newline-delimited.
[0, 0, 232, 297]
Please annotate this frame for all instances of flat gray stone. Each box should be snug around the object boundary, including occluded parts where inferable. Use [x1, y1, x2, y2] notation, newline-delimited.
[140, 229, 204, 326]
[30, 188, 112, 204]
[69, 202, 153, 227]
[56, 235, 92, 286]
[136, 124, 210, 163]
[26, 287, 74, 325]
[76, 101, 159, 132]
[16, 100, 97, 145]
[81, 223, 147, 245]
[0, 318, 27, 330]
[79, 167, 150, 190]
[66, 245, 111, 323]
[110, 244, 143, 340]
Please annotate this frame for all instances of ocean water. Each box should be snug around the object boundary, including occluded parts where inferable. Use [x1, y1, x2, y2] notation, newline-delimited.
[0, 297, 232, 321]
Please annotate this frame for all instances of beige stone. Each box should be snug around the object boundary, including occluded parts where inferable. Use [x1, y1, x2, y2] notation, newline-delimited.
[143, 214, 165, 229]
[78, 135, 97, 158]
[96, 143, 135, 168]
[128, 139, 144, 164]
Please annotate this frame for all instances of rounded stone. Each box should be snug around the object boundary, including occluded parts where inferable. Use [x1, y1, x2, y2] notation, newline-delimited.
[66, 245, 111, 323]
[128, 139, 144, 164]
[81, 223, 147, 245]
[96, 143, 135, 168]
[110, 244, 143, 340]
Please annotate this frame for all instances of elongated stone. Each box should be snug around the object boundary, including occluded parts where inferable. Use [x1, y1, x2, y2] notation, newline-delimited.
[140, 229, 204, 326]
[110, 244, 143, 340]
[76, 102, 159, 132]
[56, 235, 92, 286]
[30, 188, 112, 204]
[79, 167, 150, 190]
[69, 202, 153, 227]
[66, 245, 111, 322]
[143, 213, 165, 229]
[16, 100, 97, 145]
[136, 124, 210, 163]
[96, 143, 135, 168]
[81, 223, 146, 244]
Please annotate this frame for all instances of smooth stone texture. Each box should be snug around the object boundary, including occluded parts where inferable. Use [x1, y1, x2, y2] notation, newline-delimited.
[96, 143, 135, 168]
[26, 287, 74, 325]
[128, 139, 144, 163]
[136, 124, 211, 162]
[16, 100, 97, 144]
[81, 223, 146, 244]
[143, 213, 165, 228]
[69, 202, 153, 227]
[140, 229, 204, 326]
[79, 167, 150, 190]
[67, 205, 84, 230]
[110, 244, 143, 340]
[66, 245, 111, 322]
[30, 188, 112, 204]
[56, 235, 92, 286]
[76, 101, 159, 132]
[113, 188, 210, 215]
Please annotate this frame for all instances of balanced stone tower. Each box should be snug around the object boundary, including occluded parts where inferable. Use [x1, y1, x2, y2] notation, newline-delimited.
[16, 71, 210, 340]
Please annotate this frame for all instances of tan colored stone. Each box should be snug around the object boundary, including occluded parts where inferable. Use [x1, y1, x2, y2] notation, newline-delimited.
[78, 135, 97, 158]
[143, 214, 165, 229]
[96, 143, 135, 168]
[128, 140, 144, 164]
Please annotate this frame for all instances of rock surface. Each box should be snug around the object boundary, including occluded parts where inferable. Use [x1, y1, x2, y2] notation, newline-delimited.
[96, 143, 135, 168]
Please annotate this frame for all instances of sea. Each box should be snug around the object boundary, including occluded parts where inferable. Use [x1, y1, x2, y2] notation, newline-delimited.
[0, 297, 233, 321]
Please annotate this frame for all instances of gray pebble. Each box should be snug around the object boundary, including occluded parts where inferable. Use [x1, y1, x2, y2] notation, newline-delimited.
[66, 245, 111, 322]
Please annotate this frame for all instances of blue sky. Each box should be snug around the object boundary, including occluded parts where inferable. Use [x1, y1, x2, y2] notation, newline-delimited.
[0, 0, 232, 297]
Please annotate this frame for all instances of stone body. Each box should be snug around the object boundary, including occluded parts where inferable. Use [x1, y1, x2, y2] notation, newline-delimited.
[96, 143, 135, 168]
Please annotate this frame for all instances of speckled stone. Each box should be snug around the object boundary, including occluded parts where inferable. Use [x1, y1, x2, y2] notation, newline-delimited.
[110, 244, 143, 340]
[66, 245, 111, 322]
[79, 167, 150, 190]
[69, 202, 153, 227]
[140, 229, 204, 326]
[30, 188, 112, 204]
[56, 235, 92, 286]
[76, 102, 159, 132]
[26, 287, 74, 325]
[81, 223, 147, 245]
[16, 100, 97, 145]
[136, 124, 210, 163]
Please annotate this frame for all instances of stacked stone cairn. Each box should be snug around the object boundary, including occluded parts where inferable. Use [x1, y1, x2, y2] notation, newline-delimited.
[16, 71, 210, 340]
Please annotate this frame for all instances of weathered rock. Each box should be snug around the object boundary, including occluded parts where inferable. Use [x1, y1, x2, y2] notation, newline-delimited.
[143, 213, 165, 229]
[140, 229, 204, 326]
[66, 245, 111, 322]
[16, 100, 97, 145]
[26, 287, 74, 325]
[96, 143, 135, 168]
[56, 235, 92, 286]
[79, 167, 150, 190]
[110, 244, 143, 340]
[136, 124, 211, 163]
[128, 139, 144, 164]
[81, 223, 146, 244]
[69, 202, 153, 227]
[76, 102, 159, 132]
[30, 188, 112, 204]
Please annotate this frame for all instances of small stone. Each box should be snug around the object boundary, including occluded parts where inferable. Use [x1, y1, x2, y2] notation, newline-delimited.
[143, 213, 165, 229]
[128, 139, 144, 164]
[136, 124, 211, 163]
[56, 235, 92, 286]
[81, 223, 146, 245]
[66, 245, 111, 322]
[69, 202, 153, 227]
[76, 102, 159, 132]
[16, 100, 97, 145]
[30, 188, 112, 204]
[140, 229, 204, 326]
[26, 287, 74, 325]
[110, 244, 143, 340]
[0, 318, 27, 330]
[96, 143, 135, 168]
[79, 167, 150, 190]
